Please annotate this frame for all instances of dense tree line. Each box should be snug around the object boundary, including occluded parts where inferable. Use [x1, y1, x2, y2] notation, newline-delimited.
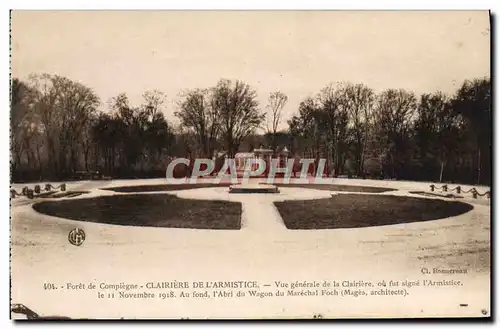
[288, 79, 491, 185]
[11, 74, 175, 181]
[10, 74, 490, 185]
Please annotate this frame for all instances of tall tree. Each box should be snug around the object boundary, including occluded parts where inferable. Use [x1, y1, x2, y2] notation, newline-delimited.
[266, 91, 288, 153]
[81, 113, 98, 171]
[175, 88, 221, 158]
[211, 79, 265, 157]
[55, 76, 100, 173]
[109, 93, 144, 170]
[10, 78, 33, 175]
[142, 90, 166, 118]
[92, 113, 122, 174]
[450, 78, 491, 184]
[288, 97, 322, 158]
[144, 111, 174, 165]
[415, 92, 458, 182]
[141, 90, 174, 167]
[374, 89, 417, 179]
[26, 74, 100, 178]
[343, 83, 375, 177]
[316, 83, 350, 176]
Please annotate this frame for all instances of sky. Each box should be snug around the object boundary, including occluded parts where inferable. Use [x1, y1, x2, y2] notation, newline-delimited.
[11, 11, 490, 128]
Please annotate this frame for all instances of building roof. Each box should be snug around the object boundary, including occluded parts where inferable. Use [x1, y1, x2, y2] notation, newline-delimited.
[235, 152, 255, 158]
[253, 148, 273, 153]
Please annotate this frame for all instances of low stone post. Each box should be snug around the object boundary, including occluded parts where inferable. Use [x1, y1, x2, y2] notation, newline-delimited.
[472, 190, 478, 199]
[27, 189, 34, 199]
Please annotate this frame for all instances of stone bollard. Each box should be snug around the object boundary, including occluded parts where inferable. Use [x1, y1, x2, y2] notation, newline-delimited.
[34, 185, 41, 194]
[10, 189, 16, 199]
[456, 186, 461, 194]
[22, 186, 29, 196]
[60, 183, 66, 192]
[45, 184, 52, 191]
[442, 185, 448, 192]
[430, 185, 435, 192]
[27, 189, 34, 199]
[472, 190, 478, 199]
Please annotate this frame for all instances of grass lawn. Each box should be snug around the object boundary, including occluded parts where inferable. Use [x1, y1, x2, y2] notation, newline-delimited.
[33, 194, 242, 230]
[274, 194, 473, 230]
[271, 183, 396, 193]
[102, 183, 231, 193]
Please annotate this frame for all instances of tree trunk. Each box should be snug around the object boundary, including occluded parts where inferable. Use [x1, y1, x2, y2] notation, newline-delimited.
[439, 160, 444, 183]
[477, 148, 481, 185]
[84, 148, 89, 171]
[328, 140, 334, 177]
[35, 144, 43, 179]
[111, 147, 116, 175]
[70, 146, 78, 174]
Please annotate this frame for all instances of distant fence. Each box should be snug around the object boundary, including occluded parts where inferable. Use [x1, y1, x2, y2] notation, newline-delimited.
[10, 183, 66, 199]
[430, 184, 490, 199]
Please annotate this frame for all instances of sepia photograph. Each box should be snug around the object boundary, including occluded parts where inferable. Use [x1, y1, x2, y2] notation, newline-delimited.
[9, 10, 491, 319]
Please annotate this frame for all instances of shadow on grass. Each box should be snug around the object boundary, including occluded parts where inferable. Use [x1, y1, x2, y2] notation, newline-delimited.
[33, 194, 241, 230]
[39, 191, 90, 199]
[409, 191, 464, 199]
[103, 183, 395, 194]
[275, 194, 473, 230]
[271, 183, 396, 193]
[101, 183, 232, 193]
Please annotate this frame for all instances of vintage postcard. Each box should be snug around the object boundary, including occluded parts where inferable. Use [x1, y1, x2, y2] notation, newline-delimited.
[9, 10, 491, 319]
